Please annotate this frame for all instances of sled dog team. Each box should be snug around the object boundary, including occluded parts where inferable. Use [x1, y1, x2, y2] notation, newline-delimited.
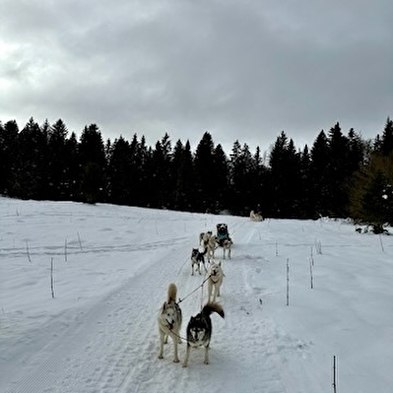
[157, 226, 230, 367]
[191, 227, 233, 275]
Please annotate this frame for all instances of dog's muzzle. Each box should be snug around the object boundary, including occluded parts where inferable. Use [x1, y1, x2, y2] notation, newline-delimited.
[166, 320, 174, 330]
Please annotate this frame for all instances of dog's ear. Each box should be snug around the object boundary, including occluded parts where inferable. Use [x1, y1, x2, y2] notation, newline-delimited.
[162, 302, 167, 310]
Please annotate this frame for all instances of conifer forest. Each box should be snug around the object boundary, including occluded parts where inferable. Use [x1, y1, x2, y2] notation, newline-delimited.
[1, 117, 393, 232]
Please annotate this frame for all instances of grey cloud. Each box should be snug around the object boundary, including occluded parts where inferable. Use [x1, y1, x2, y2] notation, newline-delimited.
[1, 0, 392, 152]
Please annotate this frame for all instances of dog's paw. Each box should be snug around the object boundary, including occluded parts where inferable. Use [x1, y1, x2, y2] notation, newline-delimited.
[173, 359, 180, 363]
[158, 354, 163, 359]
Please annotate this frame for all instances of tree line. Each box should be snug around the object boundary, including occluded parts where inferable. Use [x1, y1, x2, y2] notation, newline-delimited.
[1, 117, 393, 231]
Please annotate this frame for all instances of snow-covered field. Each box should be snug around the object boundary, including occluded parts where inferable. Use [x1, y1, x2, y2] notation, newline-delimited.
[1, 197, 392, 393]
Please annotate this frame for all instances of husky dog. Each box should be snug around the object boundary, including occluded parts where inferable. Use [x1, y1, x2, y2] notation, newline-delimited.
[220, 238, 233, 260]
[191, 247, 207, 275]
[206, 235, 218, 262]
[182, 302, 225, 367]
[157, 283, 182, 363]
[250, 210, 263, 221]
[207, 261, 224, 303]
[199, 231, 212, 248]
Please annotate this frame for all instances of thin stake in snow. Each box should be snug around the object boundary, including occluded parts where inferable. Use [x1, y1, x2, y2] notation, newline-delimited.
[50, 257, 55, 299]
[332, 355, 338, 393]
[276, 242, 279, 256]
[309, 257, 314, 289]
[77, 231, 83, 250]
[315, 239, 322, 254]
[379, 234, 385, 252]
[286, 258, 290, 306]
[64, 238, 68, 262]
[26, 240, 32, 263]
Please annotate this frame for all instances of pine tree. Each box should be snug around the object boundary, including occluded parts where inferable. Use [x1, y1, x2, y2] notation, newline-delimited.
[0, 120, 19, 196]
[379, 117, 393, 156]
[350, 154, 393, 231]
[194, 132, 216, 212]
[107, 136, 133, 205]
[229, 141, 255, 215]
[129, 134, 145, 206]
[78, 124, 107, 203]
[47, 119, 69, 200]
[268, 132, 302, 217]
[64, 132, 80, 200]
[251, 146, 269, 218]
[212, 144, 229, 213]
[298, 145, 312, 218]
[148, 133, 173, 208]
[172, 139, 195, 211]
[326, 122, 350, 216]
[310, 130, 331, 217]
[16, 117, 48, 199]
[137, 135, 150, 206]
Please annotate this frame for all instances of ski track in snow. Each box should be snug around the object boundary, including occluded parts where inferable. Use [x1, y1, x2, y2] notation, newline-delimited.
[0, 217, 295, 393]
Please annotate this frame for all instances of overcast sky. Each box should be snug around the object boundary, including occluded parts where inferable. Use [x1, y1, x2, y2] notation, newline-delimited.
[1, 0, 392, 153]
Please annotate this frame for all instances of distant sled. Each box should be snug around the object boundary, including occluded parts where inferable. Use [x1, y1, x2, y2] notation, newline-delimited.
[250, 210, 263, 221]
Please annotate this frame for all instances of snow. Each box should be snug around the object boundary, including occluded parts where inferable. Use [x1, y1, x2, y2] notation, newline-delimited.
[1, 197, 392, 393]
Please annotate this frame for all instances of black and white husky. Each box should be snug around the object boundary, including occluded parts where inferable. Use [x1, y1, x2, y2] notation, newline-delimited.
[157, 283, 182, 363]
[191, 247, 207, 275]
[182, 302, 225, 367]
[220, 238, 232, 260]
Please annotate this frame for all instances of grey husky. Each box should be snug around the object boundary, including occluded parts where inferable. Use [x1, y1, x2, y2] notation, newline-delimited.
[182, 302, 225, 367]
[157, 283, 182, 363]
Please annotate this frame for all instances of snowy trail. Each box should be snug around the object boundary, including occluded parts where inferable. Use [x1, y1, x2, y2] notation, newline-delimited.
[1, 216, 288, 393]
[1, 238, 191, 393]
[2, 199, 393, 393]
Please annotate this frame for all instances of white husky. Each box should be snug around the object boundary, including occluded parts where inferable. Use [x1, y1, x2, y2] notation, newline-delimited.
[157, 283, 182, 363]
[207, 261, 224, 303]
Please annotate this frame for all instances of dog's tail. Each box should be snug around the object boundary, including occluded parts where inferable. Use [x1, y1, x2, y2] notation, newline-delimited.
[202, 302, 225, 319]
[167, 283, 178, 303]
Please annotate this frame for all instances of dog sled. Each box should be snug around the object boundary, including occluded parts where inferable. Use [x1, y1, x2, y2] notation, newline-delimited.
[216, 223, 231, 246]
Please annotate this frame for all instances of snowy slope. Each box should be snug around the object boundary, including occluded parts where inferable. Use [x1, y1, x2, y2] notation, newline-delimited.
[0, 198, 392, 393]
